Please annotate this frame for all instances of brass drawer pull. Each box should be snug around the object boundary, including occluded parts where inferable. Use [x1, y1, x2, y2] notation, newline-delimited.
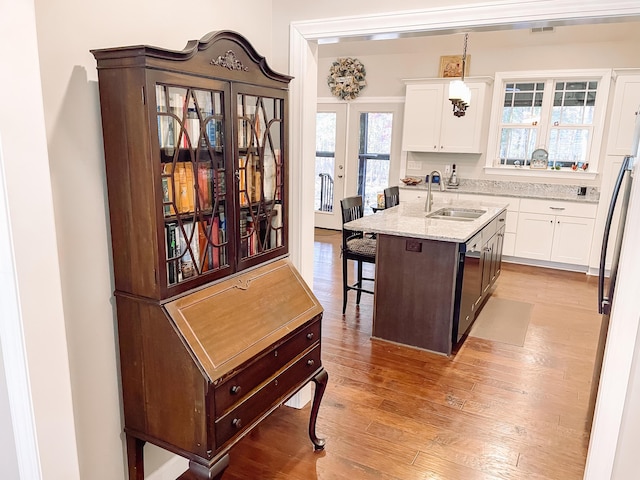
[232, 418, 242, 429]
[306, 332, 314, 340]
[307, 359, 315, 367]
[230, 385, 241, 395]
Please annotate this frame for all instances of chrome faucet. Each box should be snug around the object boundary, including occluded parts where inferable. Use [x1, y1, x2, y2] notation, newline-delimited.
[425, 170, 445, 212]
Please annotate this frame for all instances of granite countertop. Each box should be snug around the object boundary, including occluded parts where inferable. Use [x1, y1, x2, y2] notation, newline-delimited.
[399, 179, 600, 203]
[344, 199, 507, 243]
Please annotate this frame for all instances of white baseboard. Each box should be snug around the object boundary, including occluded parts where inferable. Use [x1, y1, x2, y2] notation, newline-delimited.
[146, 455, 188, 480]
[285, 383, 312, 409]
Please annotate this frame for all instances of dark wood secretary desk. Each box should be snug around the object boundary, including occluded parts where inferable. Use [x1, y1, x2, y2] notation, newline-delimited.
[91, 30, 327, 479]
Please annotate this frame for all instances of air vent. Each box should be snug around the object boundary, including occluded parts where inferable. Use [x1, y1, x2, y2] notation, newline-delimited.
[531, 26, 555, 33]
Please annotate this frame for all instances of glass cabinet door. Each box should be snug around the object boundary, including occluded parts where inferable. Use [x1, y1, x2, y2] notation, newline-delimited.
[236, 92, 285, 261]
[156, 84, 230, 286]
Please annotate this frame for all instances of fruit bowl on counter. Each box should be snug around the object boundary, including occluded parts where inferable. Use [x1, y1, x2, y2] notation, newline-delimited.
[400, 177, 423, 186]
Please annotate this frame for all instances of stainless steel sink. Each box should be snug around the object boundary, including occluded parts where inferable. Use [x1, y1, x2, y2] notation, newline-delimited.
[426, 207, 486, 221]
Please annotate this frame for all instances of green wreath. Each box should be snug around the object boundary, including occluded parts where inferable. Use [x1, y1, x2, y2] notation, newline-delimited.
[327, 57, 367, 100]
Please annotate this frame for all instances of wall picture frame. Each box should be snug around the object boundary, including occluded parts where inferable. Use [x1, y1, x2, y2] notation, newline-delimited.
[439, 55, 471, 78]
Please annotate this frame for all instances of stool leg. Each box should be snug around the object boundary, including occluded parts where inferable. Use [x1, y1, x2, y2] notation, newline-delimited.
[356, 260, 363, 305]
[342, 256, 348, 314]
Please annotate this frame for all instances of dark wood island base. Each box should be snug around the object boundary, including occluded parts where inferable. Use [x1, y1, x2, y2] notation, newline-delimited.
[373, 209, 506, 355]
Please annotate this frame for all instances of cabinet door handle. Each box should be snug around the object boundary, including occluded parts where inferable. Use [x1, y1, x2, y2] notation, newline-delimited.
[307, 359, 315, 367]
[232, 418, 242, 429]
[230, 385, 241, 395]
[306, 332, 314, 340]
[549, 206, 565, 211]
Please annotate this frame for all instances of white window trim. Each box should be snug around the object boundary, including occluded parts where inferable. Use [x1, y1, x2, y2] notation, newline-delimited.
[484, 69, 612, 180]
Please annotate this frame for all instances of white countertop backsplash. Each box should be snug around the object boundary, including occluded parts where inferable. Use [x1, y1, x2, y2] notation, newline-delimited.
[400, 178, 600, 203]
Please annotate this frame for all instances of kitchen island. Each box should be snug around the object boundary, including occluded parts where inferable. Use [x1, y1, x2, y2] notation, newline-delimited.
[345, 200, 507, 355]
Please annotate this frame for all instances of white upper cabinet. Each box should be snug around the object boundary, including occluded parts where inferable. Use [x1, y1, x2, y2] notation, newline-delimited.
[401, 78, 492, 154]
[606, 72, 640, 156]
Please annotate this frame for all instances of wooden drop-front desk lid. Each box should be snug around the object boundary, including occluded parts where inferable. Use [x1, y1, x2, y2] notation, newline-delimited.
[163, 258, 323, 383]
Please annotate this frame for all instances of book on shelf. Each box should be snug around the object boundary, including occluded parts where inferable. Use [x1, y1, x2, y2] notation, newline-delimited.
[185, 107, 200, 149]
[263, 154, 275, 201]
[254, 107, 262, 147]
[253, 170, 262, 203]
[239, 211, 248, 258]
[210, 217, 220, 269]
[206, 118, 219, 148]
[176, 162, 195, 213]
[196, 217, 220, 272]
[165, 222, 178, 284]
[237, 104, 247, 149]
[245, 215, 258, 256]
[178, 221, 200, 280]
[162, 163, 176, 216]
[270, 204, 283, 248]
[197, 163, 213, 211]
[216, 169, 226, 196]
[169, 90, 185, 147]
[218, 207, 227, 267]
[239, 156, 249, 206]
[274, 149, 282, 201]
[156, 86, 169, 149]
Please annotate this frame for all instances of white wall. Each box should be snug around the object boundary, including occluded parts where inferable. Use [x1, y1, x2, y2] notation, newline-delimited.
[0, 0, 81, 479]
[0, 1, 274, 479]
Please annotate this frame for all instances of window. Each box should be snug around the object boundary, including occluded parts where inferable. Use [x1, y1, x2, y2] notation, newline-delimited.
[357, 112, 393, 212]
[486, 70, 611, 176]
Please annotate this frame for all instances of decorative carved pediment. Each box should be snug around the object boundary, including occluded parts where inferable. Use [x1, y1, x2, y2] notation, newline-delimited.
[211, 50, 248, 72]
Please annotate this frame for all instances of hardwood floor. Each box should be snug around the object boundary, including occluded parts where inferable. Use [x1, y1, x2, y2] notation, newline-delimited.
[222, 228, 602, 479]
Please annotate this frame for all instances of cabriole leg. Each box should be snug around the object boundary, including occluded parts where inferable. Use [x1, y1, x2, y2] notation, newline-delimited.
[309, 368, 328, 450]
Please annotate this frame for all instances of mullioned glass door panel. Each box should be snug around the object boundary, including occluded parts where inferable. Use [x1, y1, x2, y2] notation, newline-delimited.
[156, 84, 229, 285]
[236, 93, 285, 260]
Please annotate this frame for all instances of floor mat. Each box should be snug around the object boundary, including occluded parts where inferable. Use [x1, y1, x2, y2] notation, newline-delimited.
[469, 297, 533, 347]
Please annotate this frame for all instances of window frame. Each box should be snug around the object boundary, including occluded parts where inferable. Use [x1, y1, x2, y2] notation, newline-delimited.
[484, 69, 612, 179]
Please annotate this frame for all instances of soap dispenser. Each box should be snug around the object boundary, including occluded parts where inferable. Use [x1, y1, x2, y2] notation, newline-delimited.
[448, 164, 459, 188]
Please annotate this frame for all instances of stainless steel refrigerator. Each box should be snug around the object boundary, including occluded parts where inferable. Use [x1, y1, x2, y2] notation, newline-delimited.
[589, 109, 640, 422]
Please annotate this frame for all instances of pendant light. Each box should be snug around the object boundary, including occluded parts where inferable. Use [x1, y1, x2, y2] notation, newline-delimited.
[448, 33, 471, 117]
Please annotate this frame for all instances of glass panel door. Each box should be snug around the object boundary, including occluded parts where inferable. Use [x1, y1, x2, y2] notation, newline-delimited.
[314, 103, 347, 231]
[236, 91, 286, 263]
[156, 83, 230, 286]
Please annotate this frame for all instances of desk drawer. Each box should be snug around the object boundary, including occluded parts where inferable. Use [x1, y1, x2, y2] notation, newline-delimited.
[214, 345, 321, 448]
[214, 318, 320, 417]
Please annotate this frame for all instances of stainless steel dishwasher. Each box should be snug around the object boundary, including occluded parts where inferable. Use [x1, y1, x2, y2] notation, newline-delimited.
[453, 230, 483, 343]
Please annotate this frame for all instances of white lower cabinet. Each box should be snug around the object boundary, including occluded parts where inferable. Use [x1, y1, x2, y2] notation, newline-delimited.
[551, 215, 596, 264]
[514, 199, 597, 266]
[515, 213, 555, 260]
